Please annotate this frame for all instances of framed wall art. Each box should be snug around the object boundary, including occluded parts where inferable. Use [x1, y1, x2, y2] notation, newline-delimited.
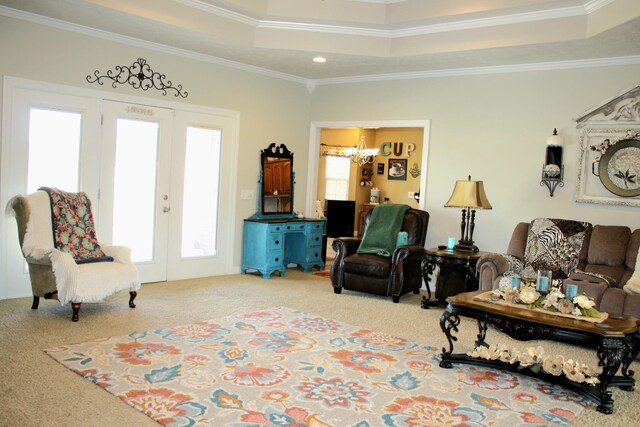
[388, 159, 407, 181]
[576, 128, 640, 206]
[574, 83, 640, 207]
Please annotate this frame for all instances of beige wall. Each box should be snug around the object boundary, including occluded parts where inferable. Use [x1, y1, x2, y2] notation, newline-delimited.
[372, 128, 423, 208]
[310, 67, 640, 253]
[0, 15, 311, 272]
[2, 14, 640, 277]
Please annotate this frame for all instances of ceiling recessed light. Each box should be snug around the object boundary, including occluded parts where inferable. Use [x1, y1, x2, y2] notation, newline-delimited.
[313, 56, 327, 63]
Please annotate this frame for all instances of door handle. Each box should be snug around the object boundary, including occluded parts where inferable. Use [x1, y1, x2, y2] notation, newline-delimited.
[163, 206, 170, 213]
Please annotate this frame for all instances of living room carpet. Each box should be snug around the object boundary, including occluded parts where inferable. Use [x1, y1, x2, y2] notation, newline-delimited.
[44, 306, 587, 426]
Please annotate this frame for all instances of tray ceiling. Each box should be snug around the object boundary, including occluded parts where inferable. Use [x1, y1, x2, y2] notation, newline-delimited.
[1, 0, 639, 83]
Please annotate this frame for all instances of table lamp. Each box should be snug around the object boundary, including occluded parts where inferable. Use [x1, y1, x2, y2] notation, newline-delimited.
[444, 175, 492, 252]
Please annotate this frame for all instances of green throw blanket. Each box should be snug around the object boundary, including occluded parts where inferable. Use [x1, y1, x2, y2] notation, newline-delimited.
[357, 204, 410, 257]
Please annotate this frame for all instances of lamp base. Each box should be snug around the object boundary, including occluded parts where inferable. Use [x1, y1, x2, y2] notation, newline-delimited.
[454, 240, 479, 252]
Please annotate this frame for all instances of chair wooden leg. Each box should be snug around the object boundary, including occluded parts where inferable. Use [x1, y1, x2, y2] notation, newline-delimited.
[32, 296, 40, 310]
[71, 302, 81, 322]
[333, 287, 342, 294]
[392, 296, 400, 303]
[128, 291, 137, 308]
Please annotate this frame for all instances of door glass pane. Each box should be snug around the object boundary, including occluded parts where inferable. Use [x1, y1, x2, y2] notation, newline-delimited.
[112, 119, 159, 262]
[27, 108, 81, 193]
[181, 127, 221, 258]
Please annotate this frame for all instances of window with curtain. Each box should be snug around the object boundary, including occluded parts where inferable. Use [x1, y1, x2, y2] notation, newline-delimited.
[325, 155, 350, 200]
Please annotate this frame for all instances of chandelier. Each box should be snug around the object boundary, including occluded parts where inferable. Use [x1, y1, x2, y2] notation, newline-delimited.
[346, 135, 379, 166]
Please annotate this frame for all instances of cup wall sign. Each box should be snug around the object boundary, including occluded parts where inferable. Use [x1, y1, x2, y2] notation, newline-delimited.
[87, 58, 188, 98]
[598, 139, 640, 197]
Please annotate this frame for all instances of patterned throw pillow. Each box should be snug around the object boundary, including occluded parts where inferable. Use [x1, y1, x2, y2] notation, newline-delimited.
[521, 218, 590, 279]
[40, 187, 113, 264]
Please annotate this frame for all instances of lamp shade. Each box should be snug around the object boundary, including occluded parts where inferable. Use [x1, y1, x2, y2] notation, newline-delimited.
[444, 179, 492, 209]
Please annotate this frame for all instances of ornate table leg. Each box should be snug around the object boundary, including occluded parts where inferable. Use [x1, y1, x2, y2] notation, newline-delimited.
[596, 337, 626, 414]
[420, 257, 436, 309]
[463, 262, 480, 292]
[439, 310, 461, 368]
[475, 320, 488, 348]
[620, 332, 640, 382]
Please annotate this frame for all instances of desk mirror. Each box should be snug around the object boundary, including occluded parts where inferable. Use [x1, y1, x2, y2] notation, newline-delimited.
[253, 143, 296, 218]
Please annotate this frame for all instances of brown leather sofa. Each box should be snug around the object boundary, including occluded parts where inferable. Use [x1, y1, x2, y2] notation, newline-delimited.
[477, 221, 640, 318]
[330, 208, 429, 303]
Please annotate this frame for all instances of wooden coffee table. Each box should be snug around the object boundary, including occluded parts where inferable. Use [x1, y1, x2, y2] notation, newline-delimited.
[439, 291, 640, 414]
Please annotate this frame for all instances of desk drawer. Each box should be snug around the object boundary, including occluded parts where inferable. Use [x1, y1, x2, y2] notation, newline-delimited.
[305, 222, 324, 233]
[308, 232, 323, 246]
[268, 224, 285, 233]
[266, 249, 284, 267]
[268, 233, 284, 250]
[306, 244, 323, 262]
[284, 222, 306, 232]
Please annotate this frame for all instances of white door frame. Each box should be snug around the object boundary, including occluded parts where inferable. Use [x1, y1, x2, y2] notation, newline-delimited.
[305, 120, 431, 216]
[1, 76, 240, 299]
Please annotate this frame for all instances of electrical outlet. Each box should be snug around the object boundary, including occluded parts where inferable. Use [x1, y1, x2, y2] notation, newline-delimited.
[407, 191, 414, 198]
[240, 189, 254, 200]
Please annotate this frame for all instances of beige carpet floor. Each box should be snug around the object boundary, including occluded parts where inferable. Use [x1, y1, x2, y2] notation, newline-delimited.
[1, 270, 638, 426]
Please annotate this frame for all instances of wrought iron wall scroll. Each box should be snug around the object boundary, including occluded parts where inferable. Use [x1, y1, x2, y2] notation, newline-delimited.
[87, 58, 188, 98]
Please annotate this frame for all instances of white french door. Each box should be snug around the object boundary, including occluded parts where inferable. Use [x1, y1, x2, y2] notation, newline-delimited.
[1, 78, 238, 299]
[99, 101, 174, 282]
[100, 101, 235, 283]
[167, 110, 234, 280]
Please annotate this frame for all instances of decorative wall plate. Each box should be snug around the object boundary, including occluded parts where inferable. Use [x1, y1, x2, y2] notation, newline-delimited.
[598, 139, 640, 197]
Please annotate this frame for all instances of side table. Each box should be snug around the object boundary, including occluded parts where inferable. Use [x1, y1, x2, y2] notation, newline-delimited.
[421, 247, 486, 309]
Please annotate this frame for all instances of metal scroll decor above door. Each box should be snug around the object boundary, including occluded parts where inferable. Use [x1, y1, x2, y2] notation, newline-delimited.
[87, 58, 188, 98]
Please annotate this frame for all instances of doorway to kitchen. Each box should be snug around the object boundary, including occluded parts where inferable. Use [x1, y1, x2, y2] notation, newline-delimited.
[305, 120, 431, 263]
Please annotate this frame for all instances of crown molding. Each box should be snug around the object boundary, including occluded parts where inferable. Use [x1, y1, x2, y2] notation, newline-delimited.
[0, 5, 307, 85]
[313, 55, 640, 86]
[258, 6, 588, 38]
[173, 0, 602, 38]
[585, 0, 617, 13]
[2, 4, 639, 89]
[170, 0, 258, 26]
[349, 0, 407, 4]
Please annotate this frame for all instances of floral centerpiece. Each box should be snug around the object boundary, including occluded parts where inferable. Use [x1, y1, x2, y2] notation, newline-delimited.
[490, 279, 604, 319]
[467, 344, 600, 385]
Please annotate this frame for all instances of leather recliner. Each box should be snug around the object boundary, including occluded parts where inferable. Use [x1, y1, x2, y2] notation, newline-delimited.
[330, 208, 429, 303]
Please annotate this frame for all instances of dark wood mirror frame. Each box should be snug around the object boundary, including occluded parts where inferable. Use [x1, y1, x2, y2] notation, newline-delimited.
[252, 143, 296, 218]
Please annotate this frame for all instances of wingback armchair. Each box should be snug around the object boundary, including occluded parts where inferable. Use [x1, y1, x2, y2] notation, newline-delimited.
[6, 189, 140, 321]
[330, 208, 429, 303]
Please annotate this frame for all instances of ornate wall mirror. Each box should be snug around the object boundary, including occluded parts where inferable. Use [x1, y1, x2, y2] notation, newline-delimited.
[253, 143, 296, 218]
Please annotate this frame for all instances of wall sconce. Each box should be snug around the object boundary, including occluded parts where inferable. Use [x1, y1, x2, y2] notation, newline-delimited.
[540, 128, 564, 197]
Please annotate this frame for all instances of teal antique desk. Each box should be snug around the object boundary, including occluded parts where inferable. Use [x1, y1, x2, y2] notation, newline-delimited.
[241, 218, 325, 279]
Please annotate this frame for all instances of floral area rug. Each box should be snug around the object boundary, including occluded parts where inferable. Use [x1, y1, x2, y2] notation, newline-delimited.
[44, 307, 587, 426]
[312, 271, 331, 278]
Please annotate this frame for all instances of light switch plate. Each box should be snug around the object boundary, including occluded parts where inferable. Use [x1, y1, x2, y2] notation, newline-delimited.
[241, 190, 254, 200]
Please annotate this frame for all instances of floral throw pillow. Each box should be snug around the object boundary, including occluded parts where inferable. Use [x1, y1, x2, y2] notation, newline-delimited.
[522, 218, 590, 279]
[40, 187, 113, 264]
